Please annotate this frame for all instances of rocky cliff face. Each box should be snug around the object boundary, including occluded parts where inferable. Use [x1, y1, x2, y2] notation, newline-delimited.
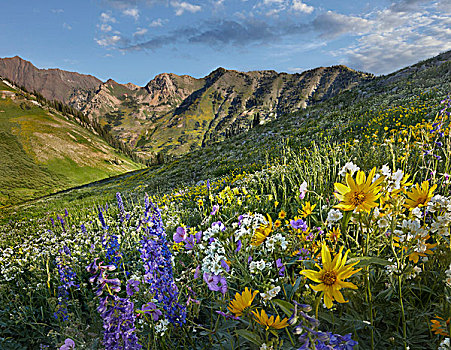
[0, 56, 101, 104]
[0, 56, 374, 158]
[79, 65, 373, 157]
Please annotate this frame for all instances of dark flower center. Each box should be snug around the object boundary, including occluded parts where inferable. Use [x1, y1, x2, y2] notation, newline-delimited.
[322, 271, 337, 286]
[351, 191, 366, 206]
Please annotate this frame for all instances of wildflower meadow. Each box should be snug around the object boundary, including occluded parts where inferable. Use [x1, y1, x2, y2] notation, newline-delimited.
[1, 93, 450, 350]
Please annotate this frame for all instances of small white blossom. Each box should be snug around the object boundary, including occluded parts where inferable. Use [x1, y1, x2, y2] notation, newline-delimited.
[339, 162, 360, 176]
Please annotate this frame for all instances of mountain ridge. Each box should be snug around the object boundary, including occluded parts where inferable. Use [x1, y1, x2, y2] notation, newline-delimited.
[0, 56, 374, 159]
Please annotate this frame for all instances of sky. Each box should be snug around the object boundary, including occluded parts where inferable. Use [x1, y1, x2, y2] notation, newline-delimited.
[0, 0, 450, 85]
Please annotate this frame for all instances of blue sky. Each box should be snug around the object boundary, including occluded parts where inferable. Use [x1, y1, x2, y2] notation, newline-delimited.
[1, 0, 450, 85]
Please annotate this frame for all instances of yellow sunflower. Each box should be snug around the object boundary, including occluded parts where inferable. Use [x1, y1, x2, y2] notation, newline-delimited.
[227, 287, 259, 316]
[278, 210, 287, 219]
[334, 167, 385, 212]
[404, 181, 437, 209]
[251, 215, 273, 246]
[252, 309, 289, 330]
[407, 235, 437, 263]
[300, 244, 361, 309]
[300, 202, 317, 218]
[327, 227, 341, 243]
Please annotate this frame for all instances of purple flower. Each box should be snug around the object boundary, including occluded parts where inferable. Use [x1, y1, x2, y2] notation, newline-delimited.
[194, 265, 201, 279]
[276, 258, 285, 276]
[59, 338, 75, 350]
[220, 259, 230, 273]
[211, 205, 219, 215]
[290, 219, 307, 231]
[248, 256, 253, 264]
[139, 201, 186, 326]
[216, 310, 240, 320]
[126, 279, 140, 296]
[203, 273, 220, 291]
[185, 235, 195, 250]
[141, 302, 163, 321]
[203, 273, 228, 294]
[173, 226, 187, 243]
[235, 240, 242, 252]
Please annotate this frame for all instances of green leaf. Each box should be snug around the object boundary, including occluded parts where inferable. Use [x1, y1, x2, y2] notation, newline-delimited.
[235, 329, 263, 346]
[272, 299, 295, 317]
[347, 256, 391, 267]
[286, 277, 302, 300]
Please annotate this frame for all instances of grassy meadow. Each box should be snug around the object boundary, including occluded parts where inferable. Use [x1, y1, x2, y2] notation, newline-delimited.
[0, 55, 450, 349]
[0, 80, 142, 208]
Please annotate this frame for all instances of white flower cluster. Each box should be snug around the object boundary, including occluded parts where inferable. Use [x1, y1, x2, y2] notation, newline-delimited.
[235, 213, 267, 241]
[260, 343, 274, 350]
[249, 259, 267, 274]
[438, 338, 450, 350]
[260, 286, 281, 301]
[428, 195, 451, 237]
[327, 209, 343, 225]
[379, 165, 405, 191]
[154, 318, 169, 335]
[201, 222, 227, 275]
[406, 266, 422, 279]
[265, 233, 288, 252]
[339, 162, 360, 176]
[385, 258, 402, 275]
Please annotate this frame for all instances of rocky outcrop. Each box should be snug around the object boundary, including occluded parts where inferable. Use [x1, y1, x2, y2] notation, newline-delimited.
[0, 56, 101, 104]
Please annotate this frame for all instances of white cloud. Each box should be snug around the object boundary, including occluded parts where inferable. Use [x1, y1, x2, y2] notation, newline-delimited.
[319, 3, 451, 74]
[134, 27, 148, 36]
[100, 12, 117, 23]
[292, 0, 313, 14]
[51, 9, 64, 14]
[313, 11, 372, 39]
[149, 18, 168, 27]
[171, 1, 202, 16]
[96, 35, 122, 47]
[100, 23, 113, 32]
[63, 23, 72, 30]
[123, 8, 139, 20]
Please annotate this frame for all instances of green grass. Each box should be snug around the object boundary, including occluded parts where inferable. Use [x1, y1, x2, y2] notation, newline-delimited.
[0, 92, 142, 208]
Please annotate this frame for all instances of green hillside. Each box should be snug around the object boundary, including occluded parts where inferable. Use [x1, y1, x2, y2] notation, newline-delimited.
[0, 80, 142, 207]
[3, 50, 450, 220]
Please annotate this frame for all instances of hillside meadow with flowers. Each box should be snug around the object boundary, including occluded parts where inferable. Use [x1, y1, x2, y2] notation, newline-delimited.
[1, 54, 451, 350]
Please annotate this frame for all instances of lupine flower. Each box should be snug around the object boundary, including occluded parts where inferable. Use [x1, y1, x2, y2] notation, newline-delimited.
[54, 247, 79, 321]
[140, 202, 186, 326]
[116, 192, 125, 222]
[87, 260, 141, 349]
[235, 239, 242, 252]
